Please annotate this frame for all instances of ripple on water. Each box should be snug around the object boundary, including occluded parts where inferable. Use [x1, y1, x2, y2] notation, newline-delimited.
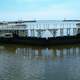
[0, 44, 80, 80]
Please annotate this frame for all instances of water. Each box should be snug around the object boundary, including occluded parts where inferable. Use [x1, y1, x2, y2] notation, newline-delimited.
[0, 44, 80, 80]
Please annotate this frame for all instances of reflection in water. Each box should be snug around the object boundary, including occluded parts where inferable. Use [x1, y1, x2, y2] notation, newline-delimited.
[0, 44, 80, 80]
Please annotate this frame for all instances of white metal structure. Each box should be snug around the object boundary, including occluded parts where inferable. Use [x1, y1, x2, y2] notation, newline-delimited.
[0, 20, 80, 38]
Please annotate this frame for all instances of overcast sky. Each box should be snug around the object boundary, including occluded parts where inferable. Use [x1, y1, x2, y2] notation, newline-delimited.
[0, 0, 80, 20]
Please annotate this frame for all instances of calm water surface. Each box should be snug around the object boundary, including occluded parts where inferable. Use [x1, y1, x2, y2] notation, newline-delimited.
[0, 44, 80, 80]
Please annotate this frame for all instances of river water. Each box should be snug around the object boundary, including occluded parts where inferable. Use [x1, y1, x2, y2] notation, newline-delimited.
[0, 44, 80, 80]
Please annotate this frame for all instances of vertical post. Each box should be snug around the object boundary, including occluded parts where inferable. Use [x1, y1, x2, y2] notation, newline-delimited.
[38, 24, 42, 38]
[25, 30, 28, 37]
[69, 28, 70, 35]
[37, 29, 42, 38]
[53, 29, 57, 37]
[27, 29, 29, 36]
[67, 28, 68, 36]
[31, 29, 35, 37]
[67, 28, 70, 36]
[77, 28, 80, 35]
[30, 23, 35, 37]
[53, 29, 56, 37]
[73, 28, 77, 35]
[60, 28, 63, 36]
[30, 30, 32, 37]
[28, 29, 30, 37]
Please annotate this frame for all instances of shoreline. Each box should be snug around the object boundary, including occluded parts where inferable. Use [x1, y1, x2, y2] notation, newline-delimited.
[0, 35, 80, 46]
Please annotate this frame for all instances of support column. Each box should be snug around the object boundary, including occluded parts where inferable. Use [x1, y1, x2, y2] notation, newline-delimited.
[73, 28, 77, 35]
[37, 30, 41, 37]
[67, 28, 71, 36]
[60, 28, 64, 36]
[77, 28, 80, 35]
[30, 29, 35, 37]
[25, 30, 28, 36]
